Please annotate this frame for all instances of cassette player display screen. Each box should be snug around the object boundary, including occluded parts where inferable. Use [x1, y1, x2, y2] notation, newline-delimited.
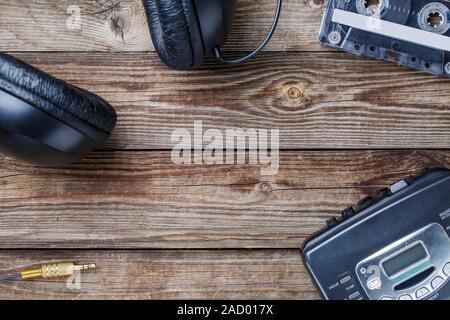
[382, 243, 428, 278]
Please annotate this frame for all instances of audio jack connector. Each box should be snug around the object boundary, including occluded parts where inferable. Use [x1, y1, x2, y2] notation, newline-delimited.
[0, 262, 96, 282]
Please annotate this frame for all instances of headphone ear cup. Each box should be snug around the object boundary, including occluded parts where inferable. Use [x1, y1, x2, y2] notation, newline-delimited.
[143, 0, 205, 70]
[0, 53, 117, 164]
[0, 54, 116, 134]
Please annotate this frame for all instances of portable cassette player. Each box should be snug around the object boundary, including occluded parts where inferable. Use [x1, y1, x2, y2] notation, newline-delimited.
[302, 168, 450, 300]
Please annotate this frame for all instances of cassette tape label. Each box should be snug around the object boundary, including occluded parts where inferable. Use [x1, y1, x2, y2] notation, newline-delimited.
[319, 0, 450, 77]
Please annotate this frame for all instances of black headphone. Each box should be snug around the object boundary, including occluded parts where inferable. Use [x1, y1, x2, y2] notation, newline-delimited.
[143, 0, 283, 69]
[0, 0, 282, 166]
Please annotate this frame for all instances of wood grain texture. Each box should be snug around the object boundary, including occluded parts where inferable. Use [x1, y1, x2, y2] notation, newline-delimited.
[0, 0, 326, 52]
[0, 150, 447, 249]
[0, 250, 318, 299]
[7, 52, 450, 150]
[1, 0, 450, 300]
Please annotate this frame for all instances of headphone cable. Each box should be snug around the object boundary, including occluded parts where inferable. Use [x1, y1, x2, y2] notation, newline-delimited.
[0, 274, 21, 282]
[214, 0, 283, 65]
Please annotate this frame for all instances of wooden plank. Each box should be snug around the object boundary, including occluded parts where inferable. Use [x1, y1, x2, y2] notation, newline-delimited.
[7, 52, 450, 150]
[0, 250, 318, 299]
[0, 150, 448, 249]
[0, 0, 326, 52]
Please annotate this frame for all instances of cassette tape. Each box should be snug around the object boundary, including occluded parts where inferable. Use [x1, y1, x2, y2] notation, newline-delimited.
[319, 0, 450, 77]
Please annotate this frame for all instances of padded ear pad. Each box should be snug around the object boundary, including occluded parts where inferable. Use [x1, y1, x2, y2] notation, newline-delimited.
[0, 53, 117, 136]
[143, 0, 205, 70]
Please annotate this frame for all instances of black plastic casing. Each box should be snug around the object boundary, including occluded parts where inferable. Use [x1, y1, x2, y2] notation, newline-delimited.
[0, 89, 110, 165]
[302, 168, 450, 300]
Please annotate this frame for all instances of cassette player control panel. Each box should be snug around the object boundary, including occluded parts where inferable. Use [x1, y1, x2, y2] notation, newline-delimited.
[319, 0, 450, 77]
[302, 168, 450, 300]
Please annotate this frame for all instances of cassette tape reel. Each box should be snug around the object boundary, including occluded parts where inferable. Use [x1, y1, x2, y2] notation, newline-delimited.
[319, 0, 450, 77]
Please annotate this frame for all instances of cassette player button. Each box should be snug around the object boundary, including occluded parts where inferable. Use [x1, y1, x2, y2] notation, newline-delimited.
[358, 196, 375, 211]
[367, 277, 381, 290]
[326, 217, 338, 228]
[341, 206, 355, 219]
[339, 275, 352, 285]
[376, 187, 392, 200]
[389, 180, 408, 194]
[431, 276, 444, 289]
[398, 294, 412, 300]
[443, 262, 450, 276]
[379, 296, 393, 300]
[415, 287, 429, 299]
[348, 291, 362, 300]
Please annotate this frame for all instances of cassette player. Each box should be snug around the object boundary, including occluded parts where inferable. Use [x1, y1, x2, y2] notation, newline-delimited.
[302, 168, 450, 300]
[319, 0, 450, 77]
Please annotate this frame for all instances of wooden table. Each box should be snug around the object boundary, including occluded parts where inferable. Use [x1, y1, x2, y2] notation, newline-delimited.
[0, 0, 449, 299]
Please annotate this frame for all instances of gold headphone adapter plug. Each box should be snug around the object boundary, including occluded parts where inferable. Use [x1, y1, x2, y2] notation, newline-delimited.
[20, 262, 96, 280]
